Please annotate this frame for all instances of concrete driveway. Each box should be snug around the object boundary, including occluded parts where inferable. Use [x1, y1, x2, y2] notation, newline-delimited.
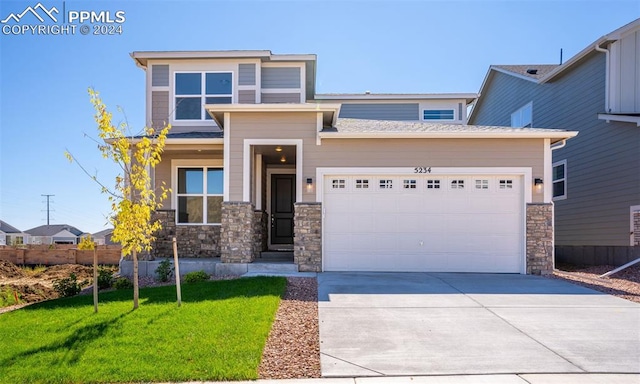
[318, 272, 640, 377]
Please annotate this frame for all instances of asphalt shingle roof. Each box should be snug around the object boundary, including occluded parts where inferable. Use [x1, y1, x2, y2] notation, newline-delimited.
[0, 220, 22, 233]
[325, 118, 568, 134]
[492, 65, 560, 80]
[25, 224, 84, 237]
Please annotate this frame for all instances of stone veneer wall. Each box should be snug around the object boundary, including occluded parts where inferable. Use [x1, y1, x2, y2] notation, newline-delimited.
[253, 211, 268, 258]
[526, 203, 553, 275]
[151, 210, 221, 258]
[294, 203, 322, 272]
[220, 202, 256, 263]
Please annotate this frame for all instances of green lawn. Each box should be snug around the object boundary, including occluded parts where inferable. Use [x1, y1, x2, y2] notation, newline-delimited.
[0, 276, 286, 384]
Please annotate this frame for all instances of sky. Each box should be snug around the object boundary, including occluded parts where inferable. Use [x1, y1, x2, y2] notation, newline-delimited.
[0, 0, 638, 234]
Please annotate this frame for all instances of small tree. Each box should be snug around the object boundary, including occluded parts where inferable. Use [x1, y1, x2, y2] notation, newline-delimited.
[66, 88, 170, 309]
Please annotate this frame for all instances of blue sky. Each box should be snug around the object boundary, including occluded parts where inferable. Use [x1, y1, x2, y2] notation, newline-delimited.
[0, 0, 638, 233]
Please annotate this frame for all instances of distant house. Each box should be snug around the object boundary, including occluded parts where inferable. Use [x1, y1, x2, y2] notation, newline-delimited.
[469, 18, 640, 265]
[93, 228, 115, 245]
[0, 220, 29, 246]
[25, 224, 85, 245]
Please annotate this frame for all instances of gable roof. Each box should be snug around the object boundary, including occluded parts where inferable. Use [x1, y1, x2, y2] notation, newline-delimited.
[470, 18, 640, 122]
[92, 228, 113, 238]
[0, 220, 22, 234]
[25, 224, 84, 237]
[319, 118, 577, 144]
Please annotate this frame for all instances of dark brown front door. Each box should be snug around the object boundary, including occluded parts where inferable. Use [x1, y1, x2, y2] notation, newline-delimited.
[271, 174, 295, 245]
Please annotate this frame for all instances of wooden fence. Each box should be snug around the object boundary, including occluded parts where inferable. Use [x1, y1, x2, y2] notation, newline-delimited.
[0, 244, 122, 266]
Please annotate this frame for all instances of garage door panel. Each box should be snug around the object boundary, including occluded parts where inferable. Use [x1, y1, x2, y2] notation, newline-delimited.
[323, 174, 524, 273]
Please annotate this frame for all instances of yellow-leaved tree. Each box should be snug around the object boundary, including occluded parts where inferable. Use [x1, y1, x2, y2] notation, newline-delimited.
[66, 88, 170, 309]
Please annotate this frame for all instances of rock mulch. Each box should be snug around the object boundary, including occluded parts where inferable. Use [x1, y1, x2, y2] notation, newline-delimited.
[549, 264, 640, 304]
[259, 277, 321, 379]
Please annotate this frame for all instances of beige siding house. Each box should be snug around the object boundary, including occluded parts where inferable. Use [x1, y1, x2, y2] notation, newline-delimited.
[131, 50, 577, 275]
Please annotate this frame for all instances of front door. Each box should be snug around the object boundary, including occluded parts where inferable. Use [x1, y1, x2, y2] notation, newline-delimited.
[271, 174, 295, 245]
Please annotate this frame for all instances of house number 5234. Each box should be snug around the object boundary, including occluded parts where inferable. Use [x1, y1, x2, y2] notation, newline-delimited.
[414, 167, 432, 174]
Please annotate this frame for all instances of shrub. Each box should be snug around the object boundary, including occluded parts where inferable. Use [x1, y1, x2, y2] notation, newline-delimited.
[78, 235, 96, 250]
[97, 267, 114, 290]
[183, 270, 210, 283]
[155, 259, 173, 282]
[0, 287, 22, 307]
[53, 273, 82, 297]
[113, 277, 133, 290]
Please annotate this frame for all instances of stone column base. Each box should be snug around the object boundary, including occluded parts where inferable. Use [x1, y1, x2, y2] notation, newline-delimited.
[220, 202, 256, 263]
[294, 202, 322, 272]
[526, 203, 553, 275]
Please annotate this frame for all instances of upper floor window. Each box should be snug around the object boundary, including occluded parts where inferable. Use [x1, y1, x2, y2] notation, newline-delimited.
[423, 109, 454, 121]
[175, 72, 232, 121]
[511, 102, 532, 128]
[552, 160, 567, 200]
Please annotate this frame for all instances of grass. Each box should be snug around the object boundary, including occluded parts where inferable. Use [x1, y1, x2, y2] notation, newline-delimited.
[0, 287, 23, 307]
[20, 264, 47, 276]
[0, 276, 287, 383]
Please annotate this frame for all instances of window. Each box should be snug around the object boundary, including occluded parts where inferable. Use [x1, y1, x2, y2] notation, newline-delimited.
[403, 179, 417, 189]
[379, 179, 393, 189]
[175, 72, 232, 120]
[451, 179, 464, 189]
[177, 167, 224, 224]
[355, 179, 369, 189]
[553, 160, 567, 200]
[426, 179, 441, 189]
[423, 109, 454, 121]
[475, 179, 489, 189]
[331, 179, 346, 189]
[511, 102, 532, 128]
[499, 179, 514, 189]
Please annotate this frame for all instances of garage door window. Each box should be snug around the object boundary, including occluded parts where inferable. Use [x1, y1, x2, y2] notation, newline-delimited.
[355, 179, 369, 189]
[475, 179, 489, 189]
[426, 179, 441, 189]
[499, 179, 514, 189]
[379, 179, 393, 189]
[403, 179, 417, 189]
[451, 179, 465, 189]
[332, 179, 346, 189]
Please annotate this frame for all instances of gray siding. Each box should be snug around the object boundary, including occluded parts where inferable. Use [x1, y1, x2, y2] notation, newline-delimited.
[151, 91, 169, 128]
[261, 93, 301, 103]
[238, 64, 256, 86]
[339, 103, 419, 120]
[239, 90, 256, 104]
[261, 67, 300, 88]
[471, 52, 640, 246]
[151, 65, 169, 87]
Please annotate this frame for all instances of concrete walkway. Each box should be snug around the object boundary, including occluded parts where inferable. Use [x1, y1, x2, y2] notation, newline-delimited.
[318, 272, 640, 377]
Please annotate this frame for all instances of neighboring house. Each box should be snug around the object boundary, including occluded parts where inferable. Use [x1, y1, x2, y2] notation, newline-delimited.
[131, 49, 576, 274]
[469, 19, 640, 265]
[25, 224, 85, 245]
[93, 228, 115, 245]
[0, 220, 29, 246]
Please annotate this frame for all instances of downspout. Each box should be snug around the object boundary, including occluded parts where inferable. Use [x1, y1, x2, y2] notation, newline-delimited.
[550, 139, 567, 151]
[594, 43, 610, 113]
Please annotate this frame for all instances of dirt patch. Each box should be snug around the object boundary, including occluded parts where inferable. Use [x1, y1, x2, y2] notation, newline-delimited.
[0, 260, 26, 279]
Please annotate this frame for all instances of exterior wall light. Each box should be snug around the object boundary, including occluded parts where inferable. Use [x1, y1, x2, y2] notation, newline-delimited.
[534, 178, 543, 191]
[306, 177, 314, 193]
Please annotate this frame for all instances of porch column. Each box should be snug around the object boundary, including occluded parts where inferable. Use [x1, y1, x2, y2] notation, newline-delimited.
[526, 203, 553, 275]
[294, 202, 322, 272]
[220, 202, 256, 263]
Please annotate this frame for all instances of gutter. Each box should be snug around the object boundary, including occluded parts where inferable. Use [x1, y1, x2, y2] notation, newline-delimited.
[594, 43, 610, 113]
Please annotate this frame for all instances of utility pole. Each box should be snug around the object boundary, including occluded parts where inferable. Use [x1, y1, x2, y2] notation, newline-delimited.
[41, 194, 55, 226]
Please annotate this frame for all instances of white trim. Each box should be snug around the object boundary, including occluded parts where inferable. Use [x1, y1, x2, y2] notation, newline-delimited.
[552, 159, 567, 201]
[170, 159, 224, 226]
[165, 138, 224, 145]
[630, 205, 640, 246]
[145, 65, 152, 126]
[543, 138, 552, 203]
[315, 93, 477, 102]
[223, 113, 230, 201]
[316, 112, 323, 146]
[316, 166, 531, 275]
[207, 103, 341, 113]
[255, 154, 263, 210]
[598, 113, 640, 126]
[243, 139, 304, 204]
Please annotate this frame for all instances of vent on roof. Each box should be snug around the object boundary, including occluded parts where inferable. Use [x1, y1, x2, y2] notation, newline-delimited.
[526, 68, 538, 75]
[364, 90, 371, 94]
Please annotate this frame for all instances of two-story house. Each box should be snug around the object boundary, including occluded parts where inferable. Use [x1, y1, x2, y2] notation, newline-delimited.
[130, 50, 576, 274]
[469, 18, 640, 266]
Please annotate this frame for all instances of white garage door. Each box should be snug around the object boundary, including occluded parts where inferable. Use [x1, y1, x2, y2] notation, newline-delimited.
[323, 174, 524, 273]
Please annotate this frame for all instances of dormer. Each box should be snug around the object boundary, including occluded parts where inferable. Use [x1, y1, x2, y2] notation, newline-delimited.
[131, 50, 316, 131]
